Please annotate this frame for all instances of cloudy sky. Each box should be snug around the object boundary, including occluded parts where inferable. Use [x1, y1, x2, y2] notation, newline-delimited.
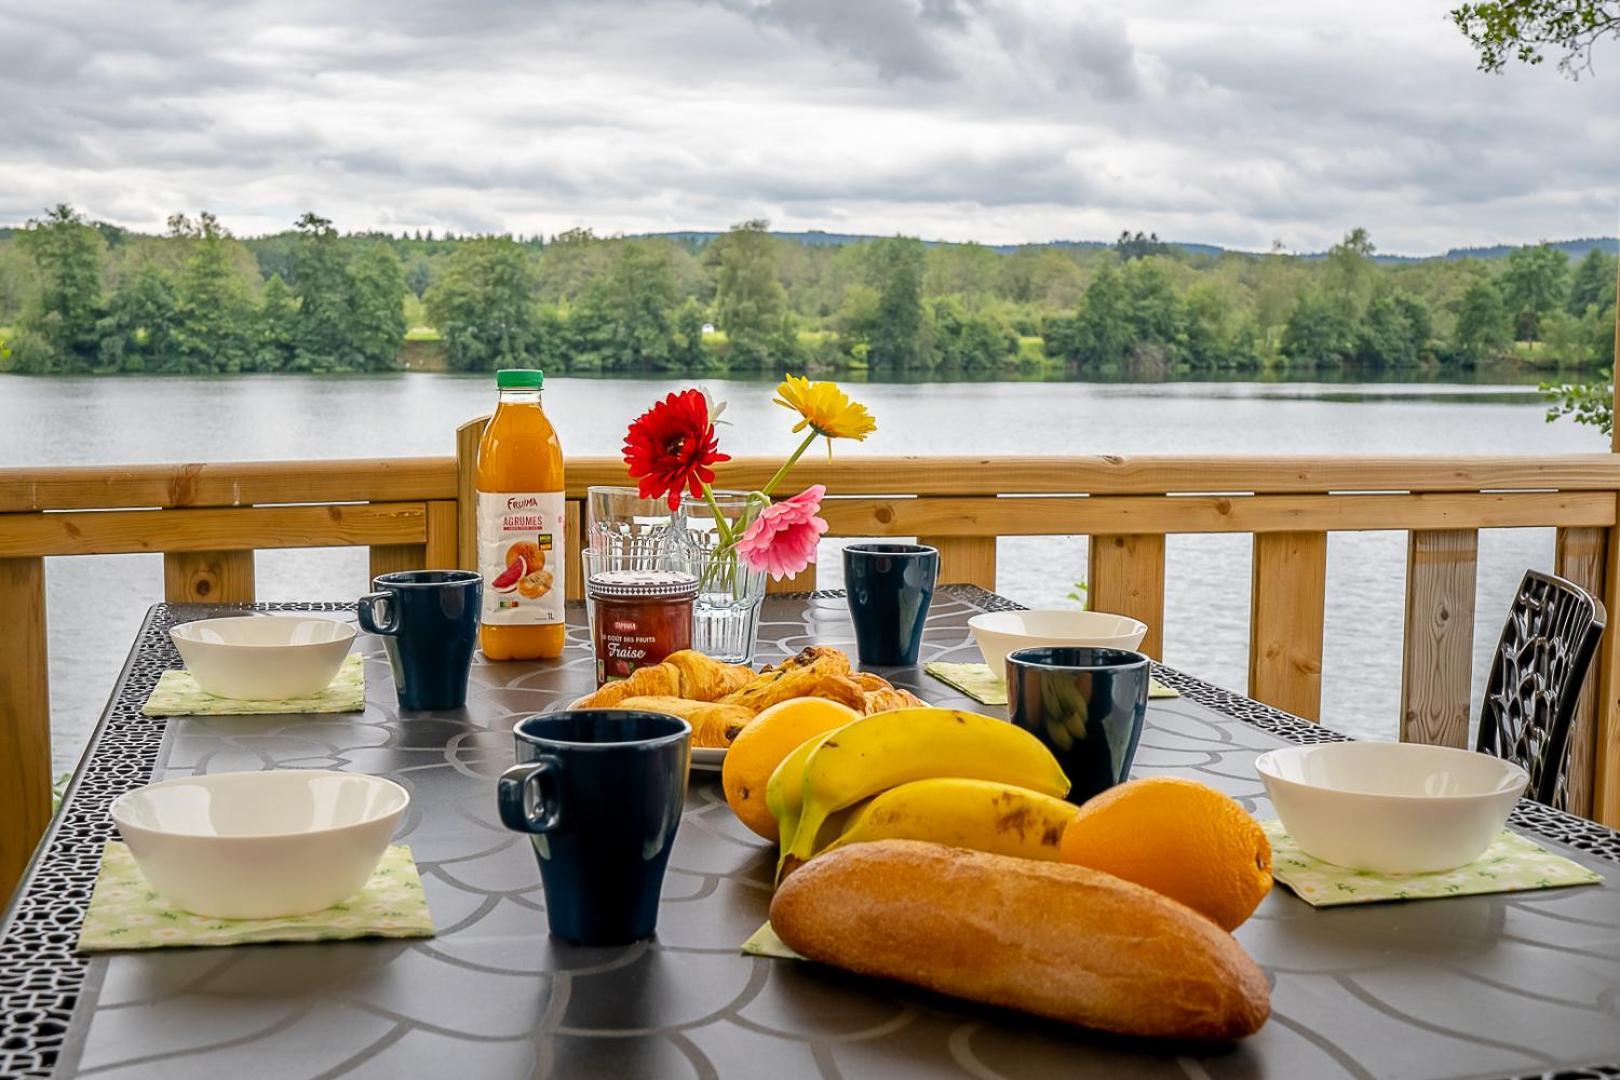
[1, 0, 1614, 254]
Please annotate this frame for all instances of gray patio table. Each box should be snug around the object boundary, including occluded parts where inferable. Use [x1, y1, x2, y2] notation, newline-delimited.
[7, 586, 1620, 1080]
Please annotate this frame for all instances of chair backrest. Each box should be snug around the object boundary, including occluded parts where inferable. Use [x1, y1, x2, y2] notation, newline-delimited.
[1477, 569, 1607, 808]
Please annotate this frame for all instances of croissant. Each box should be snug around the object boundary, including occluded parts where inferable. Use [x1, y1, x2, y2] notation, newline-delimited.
[614, 695, 754, 748]
[722, 667, 868, 714]
[862, 688, 926, 714]
[573, 650, 754, 709]
[850, 672, 893, 693]
[762, 646, 852, 677]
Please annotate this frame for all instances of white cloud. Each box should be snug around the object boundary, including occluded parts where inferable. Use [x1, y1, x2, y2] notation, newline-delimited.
[0, 0, 1611, 253]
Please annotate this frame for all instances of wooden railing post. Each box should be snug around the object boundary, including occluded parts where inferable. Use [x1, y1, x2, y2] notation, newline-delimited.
[1087, 534, 1165, 659]
[0, 557, 50, 903]
[1556, 526, 1607, 815]
[1400, 530, 1478, 749]
[455, 417, 487, 573]
[1592, 511, 1620, 826]
[1249, 531, 1328, 721]
[922, 535, 996, 591]
[162, 550, 256, 604]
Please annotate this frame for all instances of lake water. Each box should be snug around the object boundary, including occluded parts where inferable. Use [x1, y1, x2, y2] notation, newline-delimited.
[1, 371, 1602, 776]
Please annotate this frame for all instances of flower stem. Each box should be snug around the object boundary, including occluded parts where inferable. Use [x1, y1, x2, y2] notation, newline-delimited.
[759, 431, 820, 499]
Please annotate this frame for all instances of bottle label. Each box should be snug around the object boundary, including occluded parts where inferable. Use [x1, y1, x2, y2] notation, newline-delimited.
[477, 491, 566, 625]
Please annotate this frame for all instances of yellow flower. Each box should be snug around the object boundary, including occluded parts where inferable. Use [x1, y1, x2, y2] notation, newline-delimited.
[773, 375, 876, 441]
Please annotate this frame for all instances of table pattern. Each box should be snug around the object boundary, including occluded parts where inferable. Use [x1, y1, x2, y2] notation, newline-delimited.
[6, 587, 1620, 1079]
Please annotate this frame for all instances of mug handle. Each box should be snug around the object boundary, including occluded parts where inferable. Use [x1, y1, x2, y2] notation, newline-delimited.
[498, 757, 563, 834]
[357, 591, 400, 635]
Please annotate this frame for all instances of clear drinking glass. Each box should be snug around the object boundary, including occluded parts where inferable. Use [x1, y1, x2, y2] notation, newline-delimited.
[675, 492, 767, 664]
[586, 486, 676, 569]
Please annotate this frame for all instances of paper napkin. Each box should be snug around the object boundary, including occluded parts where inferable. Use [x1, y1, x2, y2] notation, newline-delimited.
[78, 842, 434, 952]
[142, 653, 365, 716]
[1263, 819, 1603, 907]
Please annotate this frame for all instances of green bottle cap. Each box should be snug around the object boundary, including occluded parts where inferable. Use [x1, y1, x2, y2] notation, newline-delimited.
[496, 369, 544, 389]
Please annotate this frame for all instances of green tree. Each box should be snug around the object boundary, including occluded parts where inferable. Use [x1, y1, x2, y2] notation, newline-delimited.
[1282, 290, 1356, 366]
[426, 237, 543, 371]
[1356, 289, 1431, 368]
[1071, 262, 1135, 367]
[1323, 228, 1377, 318]
[15, 204, 107, 372]
[97, 263, 177, 373]
[712, 220, 788, 367]
[254, 273, 298, 372]
[1451, 0, 1619, 75]
[346, 243, 407, 371]
[1115, 230, 1171, 261]
[1124, 258, 1184, 349]
[863, 237, 928, 372]
[169, 212, 254, 372]
[1454, 278, 1512, 360]
[290, 213, 355, 370]
[1500, 243, 1570, 345]
[574, 240, 680, 371]
[1567, 248, 1618, 315]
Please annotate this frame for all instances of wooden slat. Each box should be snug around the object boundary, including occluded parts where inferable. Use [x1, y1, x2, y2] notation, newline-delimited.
[1086, 534, 1165, 659]
[578, 454, 1620, 498]
[163, 550, 256, 604]
[1595, 516, 1620, 826]
[922, 536, 996, 590]
[8, 454, 1620, 515]
[0, 557, 50, 905]
[456, 419, 485, 573]
[1249, 531, 1328, 721]
[1399, 530, 1478, 748]
[0, 503, 426, 558]
[1557, 527, 1606, 816]
[814, 491, 1614, 539]
[565, 500, 584, 602]
[0, 458, 457, 512]
[369, 544, 426, 581]
[767, 570, 812, 594]
[425, 500, 459, 569]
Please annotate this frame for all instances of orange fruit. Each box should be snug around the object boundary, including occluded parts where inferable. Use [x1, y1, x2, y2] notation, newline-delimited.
[1057, 777, 1271, 931]
[723, 698, 861, 841]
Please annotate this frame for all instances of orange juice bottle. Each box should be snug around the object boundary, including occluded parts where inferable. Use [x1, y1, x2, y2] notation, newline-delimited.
[476, 369, 566, 660]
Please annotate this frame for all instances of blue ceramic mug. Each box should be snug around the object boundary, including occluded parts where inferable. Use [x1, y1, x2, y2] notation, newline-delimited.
[498, 710, 691, 945]
[1005, 646, 1150, 805]
[357, 570, 482, 711]
[844, 543, 939, 666]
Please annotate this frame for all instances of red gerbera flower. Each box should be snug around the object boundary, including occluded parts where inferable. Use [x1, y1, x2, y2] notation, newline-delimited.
[622, 389, 730, 511]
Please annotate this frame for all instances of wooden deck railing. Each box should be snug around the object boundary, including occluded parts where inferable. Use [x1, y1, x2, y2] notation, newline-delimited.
[5, 427, 1620, 902]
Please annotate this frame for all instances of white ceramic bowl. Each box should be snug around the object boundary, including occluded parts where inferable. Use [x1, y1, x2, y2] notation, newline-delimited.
[112, 769, 408, 918]
[170, 615, 355, 700]
[968, 609, 1149, 677]
[1254, 743, 1527, 873]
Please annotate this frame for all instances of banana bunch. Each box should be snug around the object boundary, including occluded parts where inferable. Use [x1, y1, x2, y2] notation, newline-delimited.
[765, 707, 1072, 879]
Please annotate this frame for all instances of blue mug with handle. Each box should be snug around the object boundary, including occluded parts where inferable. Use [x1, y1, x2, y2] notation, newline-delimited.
[498, 710, 691, 945]
[357, 570, 482, 711]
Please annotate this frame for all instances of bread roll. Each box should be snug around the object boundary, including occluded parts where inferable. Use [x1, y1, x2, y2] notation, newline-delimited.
[769, 839, 1270, 1041]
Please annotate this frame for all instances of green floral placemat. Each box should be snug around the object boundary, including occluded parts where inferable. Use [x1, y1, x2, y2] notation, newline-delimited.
[741, 920, 802, 960]
[924, 661, 1179, 707]
[1262, 819, 1603, 907]
[78, 841, 434, 952]
[142, 653, 365, 716]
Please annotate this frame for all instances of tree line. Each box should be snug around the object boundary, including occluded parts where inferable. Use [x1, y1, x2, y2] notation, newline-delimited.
[0, 206, 1613, 379]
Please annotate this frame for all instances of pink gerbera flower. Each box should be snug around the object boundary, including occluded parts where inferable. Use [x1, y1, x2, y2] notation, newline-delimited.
[735, 485, 829, 581]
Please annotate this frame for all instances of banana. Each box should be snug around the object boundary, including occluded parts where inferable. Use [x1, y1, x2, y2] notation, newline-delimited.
[820, 778, 1079, 864]
[778, 707, 1069, 877]
[765, 726, 846, 851]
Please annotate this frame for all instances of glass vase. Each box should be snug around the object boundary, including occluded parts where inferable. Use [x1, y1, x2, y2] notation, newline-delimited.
[675, 493, 767, 664]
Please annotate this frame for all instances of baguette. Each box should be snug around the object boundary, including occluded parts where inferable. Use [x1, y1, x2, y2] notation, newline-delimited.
[769, 839, 1270, 1041]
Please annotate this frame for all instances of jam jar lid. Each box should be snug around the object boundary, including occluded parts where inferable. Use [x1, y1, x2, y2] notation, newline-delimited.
[586, 569, 699, 601]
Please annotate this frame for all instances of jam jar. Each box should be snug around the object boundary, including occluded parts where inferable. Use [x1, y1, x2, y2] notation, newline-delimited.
[586, 569, 699, 686]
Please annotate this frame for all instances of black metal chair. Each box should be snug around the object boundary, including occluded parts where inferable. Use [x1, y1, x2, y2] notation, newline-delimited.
[1477, 569, 1606, 809]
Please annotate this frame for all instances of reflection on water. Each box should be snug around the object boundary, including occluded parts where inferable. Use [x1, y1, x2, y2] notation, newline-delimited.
[1, 371, 1601, 775]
